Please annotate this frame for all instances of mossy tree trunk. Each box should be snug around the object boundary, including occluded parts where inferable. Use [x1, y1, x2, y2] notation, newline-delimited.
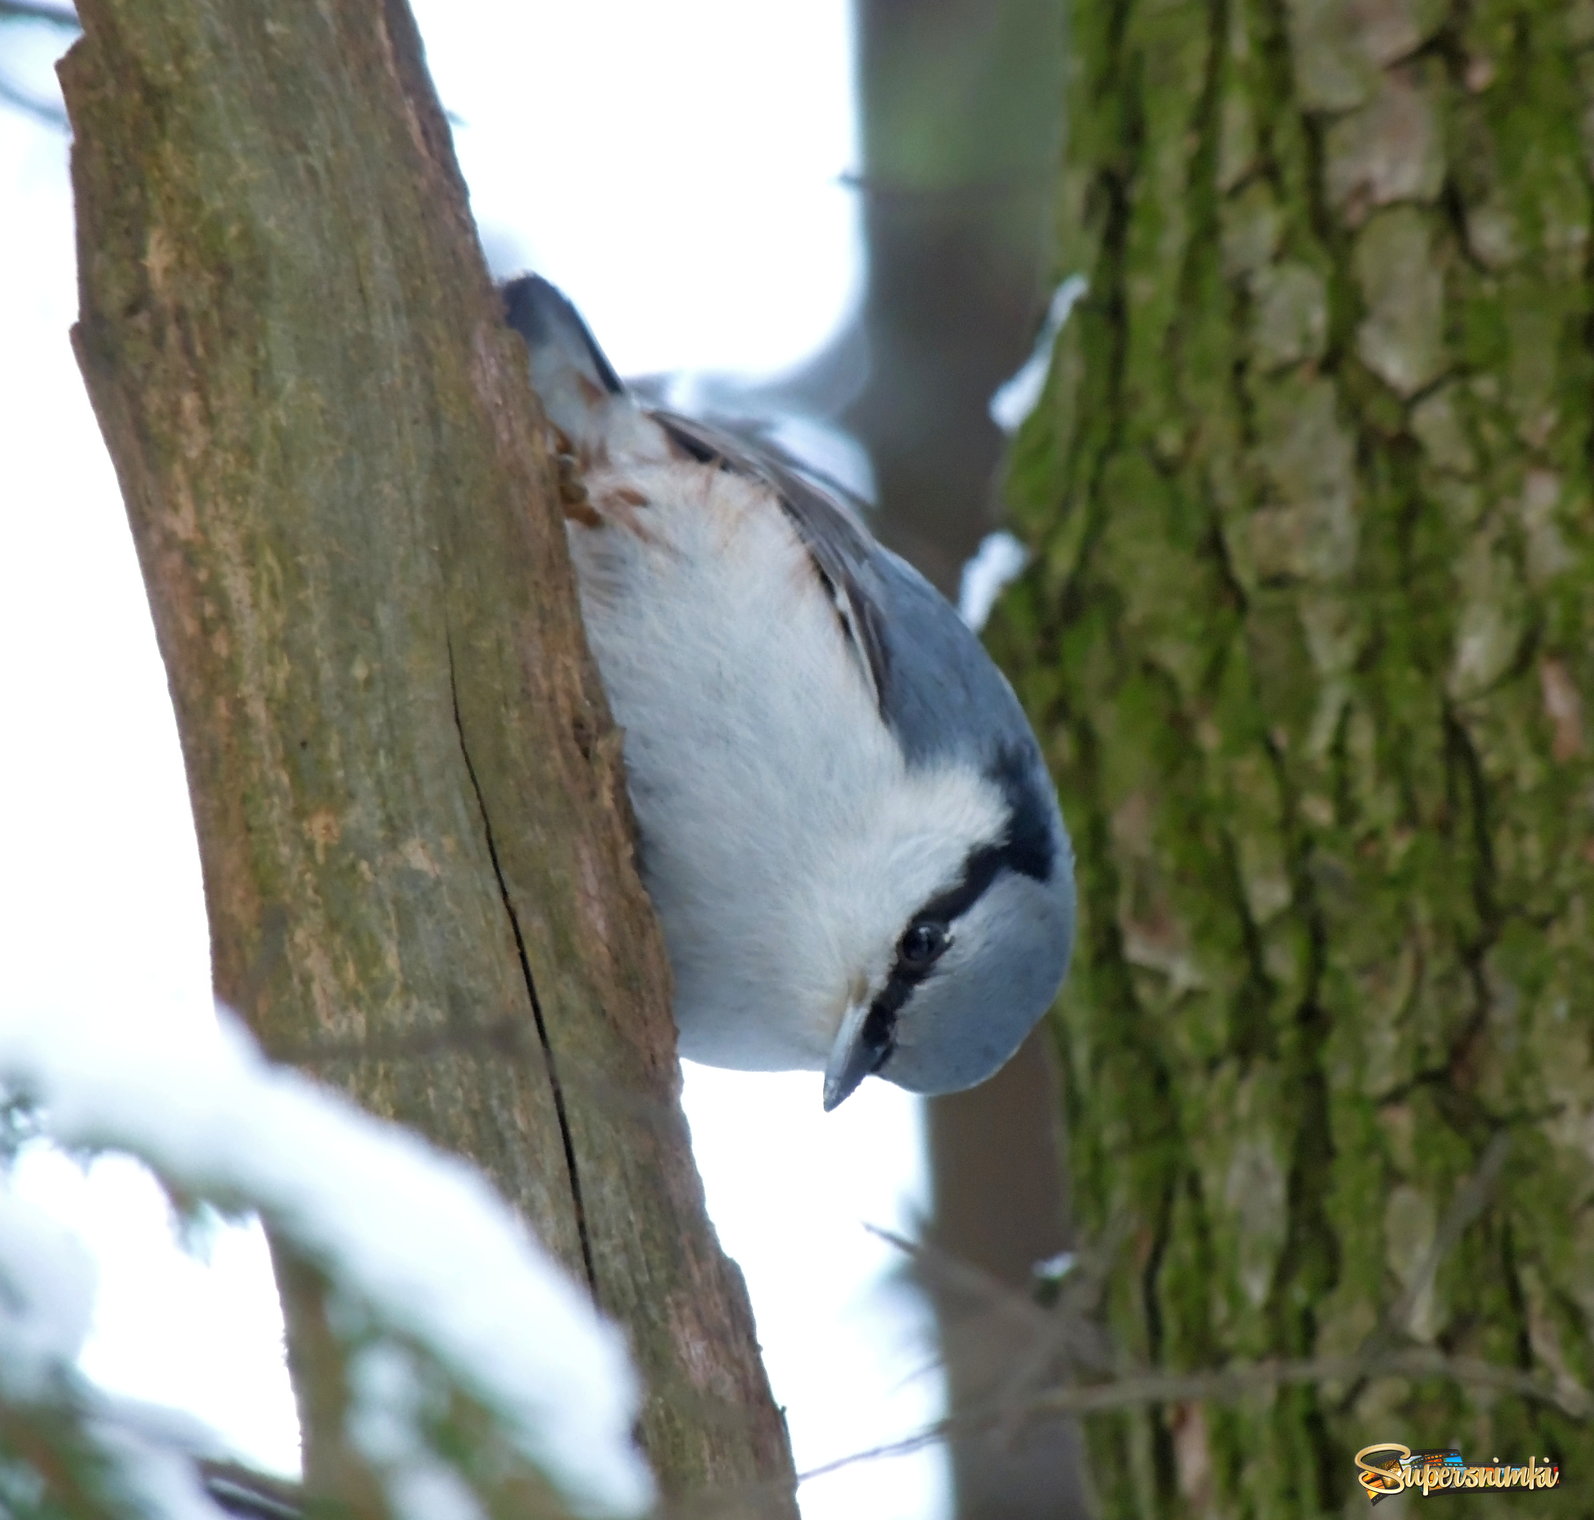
[60, 2, 796, 1513]
[993, 0, 1594, 1511]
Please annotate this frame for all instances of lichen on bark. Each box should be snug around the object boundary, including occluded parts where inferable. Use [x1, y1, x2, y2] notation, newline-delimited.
[992, 0, 1594, 1509]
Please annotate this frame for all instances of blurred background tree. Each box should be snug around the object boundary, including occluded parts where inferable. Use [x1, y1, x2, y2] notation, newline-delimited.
[988, 0, 1594, 1511]
[838, 2, 1094, 1517]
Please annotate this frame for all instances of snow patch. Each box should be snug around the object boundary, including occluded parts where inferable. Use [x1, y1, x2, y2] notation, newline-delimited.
[0, 1006, 652, 1517]
[989, 274, 1088, 433]
[958, 532, 1030, 633]
[0, 1188, 98, 1396]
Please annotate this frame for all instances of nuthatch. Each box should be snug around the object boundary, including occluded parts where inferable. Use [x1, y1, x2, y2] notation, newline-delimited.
[504, 277, 1075, 1110]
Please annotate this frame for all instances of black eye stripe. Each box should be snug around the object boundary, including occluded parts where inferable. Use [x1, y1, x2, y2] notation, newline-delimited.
[989, 744, 1056, 884]
[915, 844, 1006, 927]
[905, 749, 1054, 934]
[859, 976, 912, 1071]
[862, 748, 1057, 1062]
[863, 880, 982, 1057]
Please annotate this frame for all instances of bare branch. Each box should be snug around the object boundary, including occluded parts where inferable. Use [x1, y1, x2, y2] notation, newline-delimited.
[0, 0, 77, 27]
[801, 1347, 1592, 1484]
[0, 69, 65, 124]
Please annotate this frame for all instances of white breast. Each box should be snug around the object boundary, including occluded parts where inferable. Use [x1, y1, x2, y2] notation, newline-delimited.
[567, 458, 1004, 1071]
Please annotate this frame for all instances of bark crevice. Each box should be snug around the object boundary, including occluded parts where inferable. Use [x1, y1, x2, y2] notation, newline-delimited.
[61, 0, 798, 1504]
[446, 629, 597, 1295]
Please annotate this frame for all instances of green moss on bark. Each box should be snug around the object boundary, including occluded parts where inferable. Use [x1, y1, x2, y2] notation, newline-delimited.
[995, 0, 1594, 1510]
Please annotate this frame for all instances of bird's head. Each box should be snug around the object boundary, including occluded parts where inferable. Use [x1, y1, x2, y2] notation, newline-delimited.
[820, 743, 1075, 1110]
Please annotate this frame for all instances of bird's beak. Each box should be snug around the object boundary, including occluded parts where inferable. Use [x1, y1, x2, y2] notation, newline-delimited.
[823, 1000, 881, 1112]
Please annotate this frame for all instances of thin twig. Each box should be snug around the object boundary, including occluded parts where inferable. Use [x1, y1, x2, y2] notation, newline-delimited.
[812, 1138, 1573, 1491]
[1377, 1130, 1512, 1344]
[0, 71, 66, 125]
[834, 169, 1053, 204]
[1334, 1130, 1514, 1415]
[866, 1224, 1054, 1331]
[0, 0, 77, 27]
[798, 1347, 1591, 1484]
[1027, 1349, 1590, 1420]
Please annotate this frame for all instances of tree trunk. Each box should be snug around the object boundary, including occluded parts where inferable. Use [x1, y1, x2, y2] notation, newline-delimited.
[60, 3, 796, 1512]
[844, 5, 1097, 1516]
[993, 0, 1594, 1511]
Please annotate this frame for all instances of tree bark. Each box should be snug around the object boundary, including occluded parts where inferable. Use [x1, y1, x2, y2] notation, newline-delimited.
[60, 2, 795, 1512]
[993, 0, 1594, 1511]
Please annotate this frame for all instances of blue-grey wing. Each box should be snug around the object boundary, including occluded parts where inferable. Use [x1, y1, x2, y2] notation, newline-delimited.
[649, 408, 1041, 766]
[650, 409, 894, 717]
[651, 408, 1062, 881]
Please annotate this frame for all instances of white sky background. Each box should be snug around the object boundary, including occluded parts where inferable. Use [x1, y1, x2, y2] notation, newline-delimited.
[0, 4, 951, 1518]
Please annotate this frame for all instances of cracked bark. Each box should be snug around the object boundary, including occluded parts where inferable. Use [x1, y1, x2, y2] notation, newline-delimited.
[991, 0, 1594, 1511]
[60, 0, 796, 1512]
[446, 633, 598, 1290]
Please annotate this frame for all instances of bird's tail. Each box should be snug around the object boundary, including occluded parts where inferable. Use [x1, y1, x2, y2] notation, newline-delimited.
[501, 275, 629, 456]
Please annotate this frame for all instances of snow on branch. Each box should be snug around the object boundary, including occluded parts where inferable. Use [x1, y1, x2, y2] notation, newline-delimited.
[0, 1184, 239, 1520]
[0, 1007, 653, 1520]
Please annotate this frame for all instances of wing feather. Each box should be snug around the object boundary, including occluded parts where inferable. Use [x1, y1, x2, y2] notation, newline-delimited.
[650, 410, 893, 716]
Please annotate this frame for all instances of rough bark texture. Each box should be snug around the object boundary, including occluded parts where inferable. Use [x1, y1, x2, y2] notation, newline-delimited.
[60, 3, 795, 1512]
[992, 0, 1594, 1511]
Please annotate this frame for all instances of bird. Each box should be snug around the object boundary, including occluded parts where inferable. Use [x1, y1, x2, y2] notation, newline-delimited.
[503, 276, 1076, 1111]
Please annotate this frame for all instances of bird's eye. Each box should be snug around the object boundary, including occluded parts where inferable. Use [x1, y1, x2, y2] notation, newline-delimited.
[898, 920, 948, 971]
